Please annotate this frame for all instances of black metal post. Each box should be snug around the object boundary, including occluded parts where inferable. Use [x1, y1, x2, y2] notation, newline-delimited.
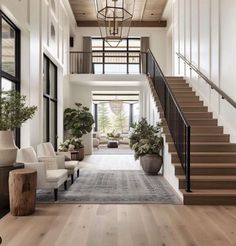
[94, 103, 98, 132]
[129, 104, 133, 128]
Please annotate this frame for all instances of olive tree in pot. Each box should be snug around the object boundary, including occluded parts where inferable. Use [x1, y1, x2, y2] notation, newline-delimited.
[64, 103, 94, 161]
[0, 90, 37, 210]
[129, 118, 163, 174]
[0, 90, 37, 166]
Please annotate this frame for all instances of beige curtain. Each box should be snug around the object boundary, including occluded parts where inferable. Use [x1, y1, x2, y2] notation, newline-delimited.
[83, 37, 92, 73]
[141, 37, 150, 74]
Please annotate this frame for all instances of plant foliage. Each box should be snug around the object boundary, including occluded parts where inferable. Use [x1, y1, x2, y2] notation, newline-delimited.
[59, 137, 83, 151]
[0, 90, 37, 131]
[129, 118, 163, 160]
[64, 103, 94, 138]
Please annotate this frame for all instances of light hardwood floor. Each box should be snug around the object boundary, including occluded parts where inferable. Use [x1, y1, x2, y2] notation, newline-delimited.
[81, 154, 141, 170]
[1, 204, 236, 246]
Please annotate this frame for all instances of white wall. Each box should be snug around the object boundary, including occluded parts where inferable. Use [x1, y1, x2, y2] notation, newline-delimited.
[71, 27, 167, 74]
[165, 0, 236, 142]
[0, 0, 76, 147]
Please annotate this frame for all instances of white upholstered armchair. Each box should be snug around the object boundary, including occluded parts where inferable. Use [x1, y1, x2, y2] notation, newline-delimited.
[16, 147, 68, 201]
[37, 142, 80, 184]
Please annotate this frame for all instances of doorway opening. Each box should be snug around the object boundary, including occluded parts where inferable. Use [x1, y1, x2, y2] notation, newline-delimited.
[92, 91, 140, 155]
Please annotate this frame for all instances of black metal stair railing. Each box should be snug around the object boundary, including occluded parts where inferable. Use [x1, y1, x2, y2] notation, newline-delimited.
[147, 50, 191, 192]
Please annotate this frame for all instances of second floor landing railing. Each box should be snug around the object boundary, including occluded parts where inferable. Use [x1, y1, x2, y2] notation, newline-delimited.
[70, 51, 147, 75]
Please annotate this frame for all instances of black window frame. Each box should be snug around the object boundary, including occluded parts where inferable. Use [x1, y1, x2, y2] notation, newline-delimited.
[0, 11, 21, 147]
[92, 37, 141, 74]
[43, 55, 58, 150]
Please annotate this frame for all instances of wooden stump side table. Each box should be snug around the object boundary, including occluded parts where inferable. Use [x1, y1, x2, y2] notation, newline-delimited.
[9, 169, 37, 216]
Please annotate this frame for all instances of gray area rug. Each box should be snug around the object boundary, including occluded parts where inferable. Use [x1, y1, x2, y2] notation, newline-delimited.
[37, 170, 181, 204]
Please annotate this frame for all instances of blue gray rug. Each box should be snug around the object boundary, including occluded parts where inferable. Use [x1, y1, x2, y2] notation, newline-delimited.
[37, 170, 181, 204]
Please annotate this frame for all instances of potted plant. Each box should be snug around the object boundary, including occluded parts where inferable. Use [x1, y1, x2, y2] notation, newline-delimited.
[64, 103, 94, 160]
[0, 90, 37, 166]
[129, 118, 163, 174]
[0, 90, 37, 211]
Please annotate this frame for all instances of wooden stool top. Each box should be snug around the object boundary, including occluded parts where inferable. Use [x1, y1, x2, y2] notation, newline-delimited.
[10, 168, 37, 175]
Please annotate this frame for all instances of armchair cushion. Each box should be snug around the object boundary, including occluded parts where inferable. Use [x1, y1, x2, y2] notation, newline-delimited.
[46, 169, 68, 182]
[65, 161, 79, 170]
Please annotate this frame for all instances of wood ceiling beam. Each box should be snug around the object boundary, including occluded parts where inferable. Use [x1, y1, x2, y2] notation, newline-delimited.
[140, 0, 148, 22]
[77, 20, 167, 27]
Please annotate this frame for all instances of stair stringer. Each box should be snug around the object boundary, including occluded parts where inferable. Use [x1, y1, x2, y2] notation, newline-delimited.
[148, 77, 184, 202]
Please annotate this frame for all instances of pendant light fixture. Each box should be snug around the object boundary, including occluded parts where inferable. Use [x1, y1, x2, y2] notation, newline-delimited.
[96, 0, 135, 47]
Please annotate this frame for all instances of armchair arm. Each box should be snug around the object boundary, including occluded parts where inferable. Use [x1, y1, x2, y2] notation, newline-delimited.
[57, 151, 71, 159]
[38, 153, 66, 169]
[24, 162, 47, 188]
[55, 155, 66, 169]
[38, 156, 59, 170]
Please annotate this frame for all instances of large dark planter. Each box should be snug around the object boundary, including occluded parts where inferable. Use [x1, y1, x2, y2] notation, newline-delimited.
[0, 166, 14, 210]
[0, 163, 24, 211]
[140, 154, 163, 175]
[78, 147, 85, 161]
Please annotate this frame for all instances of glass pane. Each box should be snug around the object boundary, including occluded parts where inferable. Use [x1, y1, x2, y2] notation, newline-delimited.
[129, 53, 140, 63]
[50, 101, 57, 149]
[105, 52, 127, 63]
[43, 97, 49, 142]
[49, 62, 57, 98]
[2, 18, 16, 76]
[1, 77, 15, 91]
[133, 102, 139, 123]
[43, 56, 48, 94]
[128, 39, 141, 51]
[104, 64, 127, 74]
[92, 39, 103, 51]
[94, 64, 103, 74]
[128, 64, 140, 74]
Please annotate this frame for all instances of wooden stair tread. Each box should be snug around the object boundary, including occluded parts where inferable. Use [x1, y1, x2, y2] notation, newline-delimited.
[181, 189, 236, 196]
[174, 163, 236, 168]
[171, 152, 236, 155]
[178, 175, 236, 181]
[170, 142, 235, 146]
[166, 133, 228, 136]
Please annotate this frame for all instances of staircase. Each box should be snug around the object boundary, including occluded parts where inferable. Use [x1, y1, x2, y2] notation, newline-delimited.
[150, 76, 236, 205]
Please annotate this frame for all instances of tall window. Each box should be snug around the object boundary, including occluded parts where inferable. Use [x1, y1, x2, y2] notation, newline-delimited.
[92, 38, 141, 74]
[0, 11, 21, 146]
[43, 55, 58, 149]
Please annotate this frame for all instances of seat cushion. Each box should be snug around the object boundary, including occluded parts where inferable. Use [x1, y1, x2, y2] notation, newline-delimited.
[46, 169, 68, 182]
[65, 161, 79, 170]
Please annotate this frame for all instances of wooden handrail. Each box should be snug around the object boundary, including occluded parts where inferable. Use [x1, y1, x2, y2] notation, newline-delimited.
[177, 52, 236, 109]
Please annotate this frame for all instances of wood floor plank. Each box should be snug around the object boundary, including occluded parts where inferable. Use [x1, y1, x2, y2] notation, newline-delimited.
[0, 204, 236, 246]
